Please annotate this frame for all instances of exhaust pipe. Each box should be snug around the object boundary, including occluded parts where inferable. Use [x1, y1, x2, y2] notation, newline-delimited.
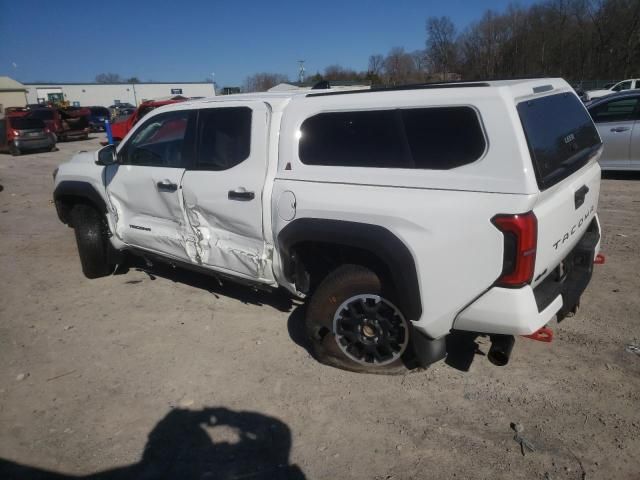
[488, 335, 515, 366]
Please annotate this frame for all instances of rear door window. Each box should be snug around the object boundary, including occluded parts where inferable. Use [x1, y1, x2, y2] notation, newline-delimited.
[298, 107, 485, 169]
[195, 107, 252, 170]
[517, 92, 601, 190]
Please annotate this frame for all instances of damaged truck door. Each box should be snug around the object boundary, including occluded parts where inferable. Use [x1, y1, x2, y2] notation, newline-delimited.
[181, 103, 271, 281]
[106, 109, 198, 262]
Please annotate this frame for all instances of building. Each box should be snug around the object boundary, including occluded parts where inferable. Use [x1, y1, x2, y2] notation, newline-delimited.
[23, 81, 215, 107]
[0, 77, 28, 114]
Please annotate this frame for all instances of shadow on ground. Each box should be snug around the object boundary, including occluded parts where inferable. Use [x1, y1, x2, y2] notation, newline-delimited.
[601, 171, 640, 181]
[0, 407, 306, 480]
[122, 256, 296, 313]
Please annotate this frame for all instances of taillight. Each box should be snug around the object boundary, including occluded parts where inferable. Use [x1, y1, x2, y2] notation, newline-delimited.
[44, 127, 51, 134]
[492, 212, 537, 288]
[11, 129, 20, 137]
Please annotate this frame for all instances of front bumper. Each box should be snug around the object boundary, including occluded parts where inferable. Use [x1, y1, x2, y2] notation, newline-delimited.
[454, 217, 601, 335]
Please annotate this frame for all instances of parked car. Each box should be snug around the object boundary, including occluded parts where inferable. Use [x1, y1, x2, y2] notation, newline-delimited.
[587, 90, 640, 170]
[108, 98, 186, 142]
[0, 115, 56, 155]
[28, 107, 90, 141]
[583, 78, 640, 101]
[88, 106, 111, 132]
[53, 78, 604, 374]
[108, 103, 136, 120]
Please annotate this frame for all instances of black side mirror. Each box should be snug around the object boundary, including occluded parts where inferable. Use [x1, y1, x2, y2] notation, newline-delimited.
[96, 144, 117, 166]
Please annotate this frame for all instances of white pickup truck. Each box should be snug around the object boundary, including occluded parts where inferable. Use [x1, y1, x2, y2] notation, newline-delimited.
[53, 78, 603, 374]
[584, 78, 640, 101]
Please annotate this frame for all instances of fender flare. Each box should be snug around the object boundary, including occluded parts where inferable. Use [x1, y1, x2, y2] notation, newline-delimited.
[53, 180, 107, 224]
[278, 218, 422, 320]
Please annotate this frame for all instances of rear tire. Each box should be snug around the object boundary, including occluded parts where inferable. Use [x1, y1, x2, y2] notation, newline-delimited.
[305, 264, 413, 374]
[70, 204, 112, 279]
[9, 146, 21, 156]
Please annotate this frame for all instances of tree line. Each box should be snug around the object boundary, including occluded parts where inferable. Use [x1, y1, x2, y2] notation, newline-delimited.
[244, 0, 640, 91]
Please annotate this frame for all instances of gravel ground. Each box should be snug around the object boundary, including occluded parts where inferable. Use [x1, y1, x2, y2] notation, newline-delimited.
[0, 138, 639, 480]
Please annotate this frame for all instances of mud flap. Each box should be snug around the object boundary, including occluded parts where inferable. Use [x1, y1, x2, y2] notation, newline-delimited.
[410, 328, 447, 368]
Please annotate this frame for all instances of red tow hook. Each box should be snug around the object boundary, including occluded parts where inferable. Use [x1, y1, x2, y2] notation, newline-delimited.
[594, 253, 606, 265]
[523, 326, 554, 343]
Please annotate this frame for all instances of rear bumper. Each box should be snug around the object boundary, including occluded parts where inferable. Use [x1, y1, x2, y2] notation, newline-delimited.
[61, 130, 88, 139]
[14, 136, 55, 151]
[453, 216, 601, 335]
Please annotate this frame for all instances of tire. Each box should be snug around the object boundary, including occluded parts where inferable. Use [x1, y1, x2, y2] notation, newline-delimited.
[9, 146, 21, 156]
[305, 264, 413, 374]
[70, 204, 112, 279]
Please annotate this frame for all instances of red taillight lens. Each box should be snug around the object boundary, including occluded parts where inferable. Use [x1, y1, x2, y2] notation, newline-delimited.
[11, 129, 20, 137]
[492, 211, 537, 288]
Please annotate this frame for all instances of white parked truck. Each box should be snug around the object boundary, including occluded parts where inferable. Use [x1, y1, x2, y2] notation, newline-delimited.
[53, 78, 604, 373]
[583, 78, 640, 101]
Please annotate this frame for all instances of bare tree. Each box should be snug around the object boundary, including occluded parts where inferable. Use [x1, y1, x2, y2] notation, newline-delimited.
[95, 73, 122, 83]
[425, 16, 458, 79]
[383, 47, 416, 85]
[323, 65, 361, 81]
[368, 54, 385, 76]
[244, 72, 289, 92]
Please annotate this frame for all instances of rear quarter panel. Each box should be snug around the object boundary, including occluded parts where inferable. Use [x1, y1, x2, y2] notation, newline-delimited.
[271, 179, 536, 338]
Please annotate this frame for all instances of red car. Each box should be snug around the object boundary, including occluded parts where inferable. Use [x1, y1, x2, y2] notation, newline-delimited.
[109, 98, 187, 142]
[27, 107, 90, 141]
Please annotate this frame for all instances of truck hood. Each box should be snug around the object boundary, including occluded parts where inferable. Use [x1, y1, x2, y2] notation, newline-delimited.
[68, 150, 97, 164]
[585, 89, 611, 99]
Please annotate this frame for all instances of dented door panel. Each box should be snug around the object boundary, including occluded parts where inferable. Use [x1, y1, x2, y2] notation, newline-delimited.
[180, 102, 273, 281]
[106, 164, 197, 262]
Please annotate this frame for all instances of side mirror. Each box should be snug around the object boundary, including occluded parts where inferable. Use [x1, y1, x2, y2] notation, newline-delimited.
[96, 144, 117, 166]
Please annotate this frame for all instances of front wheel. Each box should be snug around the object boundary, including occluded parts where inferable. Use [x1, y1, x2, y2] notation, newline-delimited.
[305, 264, 413, 374]
[70, 204, 113, 278]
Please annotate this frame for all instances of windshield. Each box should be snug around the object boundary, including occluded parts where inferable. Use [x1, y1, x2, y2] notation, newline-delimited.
[517, 92, 601, 190]
[10, 117, 46, 130]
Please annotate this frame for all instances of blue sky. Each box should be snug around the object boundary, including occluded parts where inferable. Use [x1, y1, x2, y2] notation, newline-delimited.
[0, 0, 538, 87]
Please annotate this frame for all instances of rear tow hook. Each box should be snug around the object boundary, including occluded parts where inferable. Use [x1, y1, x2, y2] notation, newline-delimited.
[523, 326, 553, 343]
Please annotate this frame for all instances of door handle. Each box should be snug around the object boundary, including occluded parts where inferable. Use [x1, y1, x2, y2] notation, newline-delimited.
[157, 179, 178, 192]
[574, 185, 589, 209]
[610, 127, 630, 132]
[228, 188, 255, 201]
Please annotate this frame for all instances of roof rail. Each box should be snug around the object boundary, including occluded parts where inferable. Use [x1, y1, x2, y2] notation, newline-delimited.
[306, 81, 490, 97]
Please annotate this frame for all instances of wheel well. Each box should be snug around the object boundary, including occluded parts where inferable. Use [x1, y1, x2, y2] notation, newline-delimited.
[291, 241, 393, 295]
[278, 218, 423, 320]
[55, 195, 99, 227]
[53, 181, 108, 227]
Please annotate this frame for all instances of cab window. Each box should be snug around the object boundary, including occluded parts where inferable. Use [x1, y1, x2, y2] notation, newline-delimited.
[121, 110, 194, 168]
[612, 81, 632, 92]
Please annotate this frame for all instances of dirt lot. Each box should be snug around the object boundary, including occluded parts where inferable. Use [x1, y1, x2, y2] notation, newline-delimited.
[0, 137, 639, 480]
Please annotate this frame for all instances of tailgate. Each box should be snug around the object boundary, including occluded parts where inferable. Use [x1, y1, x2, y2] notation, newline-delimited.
[516, 90, 603, 287]
[532, 162, 601, 287]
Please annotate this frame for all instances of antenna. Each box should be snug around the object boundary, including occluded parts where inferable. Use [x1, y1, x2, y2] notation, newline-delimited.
[297, 60, 305, 84]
